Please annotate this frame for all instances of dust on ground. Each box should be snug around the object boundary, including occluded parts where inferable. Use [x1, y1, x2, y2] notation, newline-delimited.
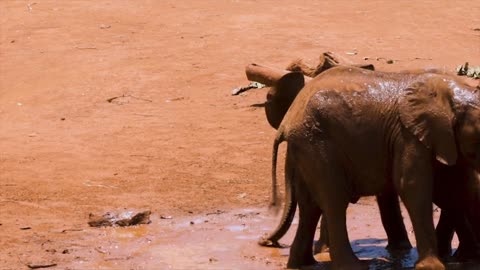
[1, 1, 479, 269]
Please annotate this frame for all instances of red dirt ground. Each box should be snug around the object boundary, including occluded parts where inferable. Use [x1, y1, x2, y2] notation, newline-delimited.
[1, 1, 479, 269]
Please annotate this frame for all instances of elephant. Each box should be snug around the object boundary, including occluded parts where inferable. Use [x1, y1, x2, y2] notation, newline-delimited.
[259, 67, 480, 263]
[432, 163, 480, 261]
[267, 66, 480, 270]
[259, 65, 412, 254]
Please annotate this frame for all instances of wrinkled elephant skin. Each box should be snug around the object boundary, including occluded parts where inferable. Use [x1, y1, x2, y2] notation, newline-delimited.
[268, 67, 480, 270]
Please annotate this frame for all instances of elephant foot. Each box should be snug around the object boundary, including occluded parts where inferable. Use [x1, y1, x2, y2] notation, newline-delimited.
[437, 246, 452, 261]
[257, 237, 288, 248]
[286, 255, 317, 269]
[453, 246, 480, 263]
[415, 256, 445, 270]
[313, 240, 329, 254]
[386, 239, 413, 253]
[332, 259, 369, 270]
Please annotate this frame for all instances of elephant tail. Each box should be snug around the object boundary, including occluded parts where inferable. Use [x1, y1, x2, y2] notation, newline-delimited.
[259, 138, 297, 247]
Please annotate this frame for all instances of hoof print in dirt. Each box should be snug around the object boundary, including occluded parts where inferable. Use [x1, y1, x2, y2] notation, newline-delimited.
[88, 210, 152, 227]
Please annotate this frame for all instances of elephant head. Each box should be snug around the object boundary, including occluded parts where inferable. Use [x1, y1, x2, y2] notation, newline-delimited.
[398, 76, 480, 169]
[397, 77, 458, 165]
[395, 76, 480, 259]
[265, 72, 305, 129]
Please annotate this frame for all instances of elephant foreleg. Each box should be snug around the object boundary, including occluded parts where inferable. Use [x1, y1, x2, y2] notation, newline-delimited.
[448, 210, 480, 262]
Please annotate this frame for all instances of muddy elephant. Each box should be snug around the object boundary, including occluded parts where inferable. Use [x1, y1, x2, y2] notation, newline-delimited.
[267, 66, 480, 270]
[432, 163, 480, 261]
[260, 68, 480, 263]
[311, 164, 480, 262]
[258, 64, 412, 253]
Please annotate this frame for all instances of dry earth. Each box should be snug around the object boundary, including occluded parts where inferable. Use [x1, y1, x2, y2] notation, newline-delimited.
[1, 1, 479, 269]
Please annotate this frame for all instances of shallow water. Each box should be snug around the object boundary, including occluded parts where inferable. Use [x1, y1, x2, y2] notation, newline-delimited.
[65, 198, 477, 270]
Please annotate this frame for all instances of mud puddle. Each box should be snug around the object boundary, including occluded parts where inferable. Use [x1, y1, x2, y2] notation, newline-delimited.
[33, 198, 473, 270]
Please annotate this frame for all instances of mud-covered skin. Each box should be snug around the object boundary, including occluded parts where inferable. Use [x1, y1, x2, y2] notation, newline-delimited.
[262, 66, 413, 254]
[433, 163, 480, 262]
[263, 67, 478, 262]
[269, 67, 480, 270]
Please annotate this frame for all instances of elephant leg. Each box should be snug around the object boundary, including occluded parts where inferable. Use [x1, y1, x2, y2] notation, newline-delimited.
[377, 190, 412, 252]
[315, 191, 412, 255]
[399, 185, 444, 270]
[449, 211, 480, 262]
[324, 198, 368, 270]
[395, 148, 444, 270]
[435, 210, 455, 260]
[287, 178, 321, 268]
[313, 216, 329, 254]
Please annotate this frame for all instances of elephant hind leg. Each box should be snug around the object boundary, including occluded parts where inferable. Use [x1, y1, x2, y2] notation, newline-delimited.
[377, 190, 412, 252]
[314, 216, 330, 254]
[324, 199, 368, 270]
[435, 210, 455, 260]
[287, 179, 322, 268]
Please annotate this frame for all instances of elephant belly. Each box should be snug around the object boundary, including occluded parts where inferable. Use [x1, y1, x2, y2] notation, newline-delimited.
[351, 174, 387, 197]
[348, 158, 390, 196]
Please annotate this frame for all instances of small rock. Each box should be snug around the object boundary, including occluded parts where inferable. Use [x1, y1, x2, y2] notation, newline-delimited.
[88, 210, 151, 227]
[27, 263, 57, 269]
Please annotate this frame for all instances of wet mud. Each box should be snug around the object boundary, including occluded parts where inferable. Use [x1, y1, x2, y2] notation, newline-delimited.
[11, 197, 475, 270]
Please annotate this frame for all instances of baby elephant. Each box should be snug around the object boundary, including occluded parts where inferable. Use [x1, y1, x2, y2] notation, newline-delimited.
[259, 66, 480, 264]
[267, 66, 480, 270]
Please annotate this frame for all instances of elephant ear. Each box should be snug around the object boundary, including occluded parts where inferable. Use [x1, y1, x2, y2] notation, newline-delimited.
[265, 72, 305, 129]
[398, 77, 457, 165]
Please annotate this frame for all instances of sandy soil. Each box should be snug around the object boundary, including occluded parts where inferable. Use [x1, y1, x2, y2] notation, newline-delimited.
[1, 1, 479, 269]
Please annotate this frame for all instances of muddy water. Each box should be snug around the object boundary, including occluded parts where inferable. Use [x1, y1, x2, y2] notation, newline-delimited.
[62, 198, 476, 270]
